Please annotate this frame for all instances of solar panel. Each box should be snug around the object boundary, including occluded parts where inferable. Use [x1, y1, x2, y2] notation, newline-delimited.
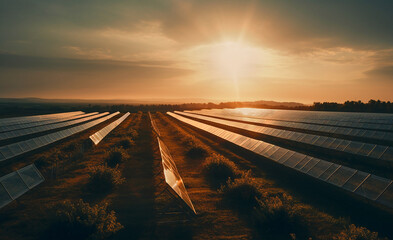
[168, 111, 393, 211]
[18, 164, 45, 188]
[175, 111, 392, 164]
[185, 109, 393, 141]
[0, 112, 119, 162]
[157, 137, 196, 214]
[0, 164, 44, 209]
[148, 112, 161, 137]
[0, 183, 12, 209]
[89, 112, 130, 145]
[0, 111, 84, 127]
[376, 183, 393, 208]
[0, 112, 109, 141]
[0, 112, 98, 133]
[355, 175, 392, 200]
[189, 108, 393, 128]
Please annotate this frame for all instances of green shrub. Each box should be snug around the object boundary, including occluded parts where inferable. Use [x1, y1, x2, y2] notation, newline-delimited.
[105, 147, 128, 168]
[51, 199, 123, 240]
[116, 137, 134, 150]
[219, 176, 261, 210]
[333, 224, 381, 240]
[202, 153, 241, 187]
[87, 165, 125, 193]
[254, 196, 299, 236]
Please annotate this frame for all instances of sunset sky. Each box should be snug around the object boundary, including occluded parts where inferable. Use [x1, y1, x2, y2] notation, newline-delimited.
[0, 0, 392, 103]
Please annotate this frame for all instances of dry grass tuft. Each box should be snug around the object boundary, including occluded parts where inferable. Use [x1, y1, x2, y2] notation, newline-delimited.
[48, 199, 123, 240]
[87, 165, 125, 193]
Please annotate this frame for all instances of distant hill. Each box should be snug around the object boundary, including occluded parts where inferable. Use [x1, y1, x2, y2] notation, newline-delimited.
[0, 97, 305, 107]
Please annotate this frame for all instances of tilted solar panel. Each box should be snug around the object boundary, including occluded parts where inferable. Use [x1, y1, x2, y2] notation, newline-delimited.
[0, 111, 84, 127]
[185, 110, 393, 142]
[0, 112, 119, 161]
[0, 164, 44, 209]
[148, 112, 161, 137]
[0, 112, 98, 133]
[157, 137, 196, 214]
[168, 112, 393, 210]
[188, 109, 393, 131]
[89, 112, 130, 145]
[175, 111, 393, 164]
[0, 112, 109, 141]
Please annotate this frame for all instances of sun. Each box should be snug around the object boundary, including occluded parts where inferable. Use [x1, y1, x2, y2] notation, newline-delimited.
[212, 41, 256, 79]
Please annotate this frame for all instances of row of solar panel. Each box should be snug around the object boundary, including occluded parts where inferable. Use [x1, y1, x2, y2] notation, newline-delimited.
[199, 109, 393, 131]
[168, 112, 393, 210]
[149, 113, 196, 214]
[0, 112, 98, 133]
[148, 112, 161, 137]
[0, 112, 120, 161]
[176, 111, 393, 163]
[0, 164, 44, 209]
[157, 137, 196, 214]
[0, 111, 84, 127]
[224, 108, 393, 125]
[187, 110, 393, 142]
[0, 112, 109, 142]
[90, 112, 130, 145]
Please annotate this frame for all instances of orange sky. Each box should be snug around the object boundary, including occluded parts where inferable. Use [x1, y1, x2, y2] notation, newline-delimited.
[0, 0, 392, 104]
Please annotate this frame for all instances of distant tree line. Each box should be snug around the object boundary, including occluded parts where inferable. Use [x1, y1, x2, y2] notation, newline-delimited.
[81, 100, 393, 113]
[310, 100, 393, 113]
[0, 99, 392, 118]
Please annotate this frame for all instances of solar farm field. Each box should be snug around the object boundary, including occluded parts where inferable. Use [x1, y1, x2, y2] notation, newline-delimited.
[0, 109, 393, 240]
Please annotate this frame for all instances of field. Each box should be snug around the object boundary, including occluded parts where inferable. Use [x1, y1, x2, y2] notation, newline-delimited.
[0, 109, 392, 240]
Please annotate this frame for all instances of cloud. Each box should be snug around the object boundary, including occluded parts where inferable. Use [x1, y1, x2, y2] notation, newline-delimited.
[157, 0, 393, 53]
[0, 53, 194, 98]
[1, 0, 393, 57]
[364, 65, 393, 81]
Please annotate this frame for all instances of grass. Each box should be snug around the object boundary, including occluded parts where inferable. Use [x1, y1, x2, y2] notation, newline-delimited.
[219, 175, 262, 210]
[202, 153, 242, 188]
[253, 194, 306, 238]
[116, 137, 135, 149]
[87, 165, 125, 194]
[185, 141, 208, 159]
[104, 147, 128, 167]
[333, 224, 383, 240]
[157, 112, 209, 159]
[48, 199, 123, 240]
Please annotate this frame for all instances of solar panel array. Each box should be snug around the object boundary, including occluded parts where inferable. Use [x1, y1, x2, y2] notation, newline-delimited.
[0, 112, 120, 161]
[0, 112, 98, 133]
[0, 111, 84, 127]
[185, 110, 393, 143]
[0, 112, 107, 141]
[90, 112, 130, 145]
[176, 111, 393, 164]
[0, 164, 44, 209]
[197, 108, 393, 131]
[149, 113, 196, 214]
[157, 137, 196, 214]
[148, 112, 161, 137]
[168, 112, 393, 210]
